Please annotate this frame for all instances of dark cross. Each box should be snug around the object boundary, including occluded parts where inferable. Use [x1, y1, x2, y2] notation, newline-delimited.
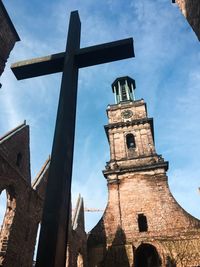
[11, 10, 134, 267]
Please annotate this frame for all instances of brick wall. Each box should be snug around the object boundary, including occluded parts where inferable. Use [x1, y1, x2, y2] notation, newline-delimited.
[0, 1, 20, 77]
[174, 0, 200, 40]
[88, 169, 200, 266]
[0, 124, 43, 267]
[0, 123, 87, 267]
[88, 97, 200, 267]
[0, 124, 31, 184]
[0, 154, 42, 267]
[66, 197, 87, 267]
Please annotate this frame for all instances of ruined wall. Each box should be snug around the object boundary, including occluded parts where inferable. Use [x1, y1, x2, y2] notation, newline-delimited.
[0, 124, 43, 267]
[0, 0, 20, 77]
[174, 0, 200, 41]
[66, 197, 88, 267]
[0, 123, 87, 267]
[67, 226, 87, 267]
[0, 174, 42, 267]
[88, 168, 200, 267]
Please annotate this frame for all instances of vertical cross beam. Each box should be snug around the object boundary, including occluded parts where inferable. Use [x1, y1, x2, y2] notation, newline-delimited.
[11, 10, 134, 267]
[35, 11, 80, 267]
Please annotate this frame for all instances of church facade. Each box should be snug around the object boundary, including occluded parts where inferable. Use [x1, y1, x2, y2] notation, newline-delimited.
[87, 76, 200, 267]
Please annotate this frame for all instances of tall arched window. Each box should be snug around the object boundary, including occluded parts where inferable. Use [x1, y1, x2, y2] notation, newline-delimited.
[33, 223, 41, 262]
[0, 190, 7, 231]
[77, 253, 84, 267]
[134, 243, 161, 267]
[126, 134, 135, 149]
[16, 152, 22, 167]
[138, 213, 148, 232]
[0, 187, 16, 258]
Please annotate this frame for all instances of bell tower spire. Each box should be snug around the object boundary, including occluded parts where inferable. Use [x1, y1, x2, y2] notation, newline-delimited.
[105, 76, 164, 165]
[112, 76, 136, 104]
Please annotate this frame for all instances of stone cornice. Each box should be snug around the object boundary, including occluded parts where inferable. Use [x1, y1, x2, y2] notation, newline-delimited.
[104, 117, 154, 142]
[106, 99, 145, 111]
[103, 161, 169, 178]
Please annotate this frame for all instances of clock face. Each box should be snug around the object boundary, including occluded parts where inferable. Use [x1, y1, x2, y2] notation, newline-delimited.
[121, 109, 133, 119]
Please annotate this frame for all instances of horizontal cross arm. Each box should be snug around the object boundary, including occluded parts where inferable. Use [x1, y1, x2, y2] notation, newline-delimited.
[11, 52, 65, 80]
[11, 38, 134, 80]
[76, 38, 134, 68]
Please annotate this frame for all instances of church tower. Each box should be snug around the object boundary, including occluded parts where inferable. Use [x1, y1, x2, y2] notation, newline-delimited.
[87, 76, 200, 267]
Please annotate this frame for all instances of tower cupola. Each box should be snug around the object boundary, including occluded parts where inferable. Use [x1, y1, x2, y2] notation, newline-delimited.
[111, 76, 136, 104]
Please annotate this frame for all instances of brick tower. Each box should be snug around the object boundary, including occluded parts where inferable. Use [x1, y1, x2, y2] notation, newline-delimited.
[87, 76, 200, 267]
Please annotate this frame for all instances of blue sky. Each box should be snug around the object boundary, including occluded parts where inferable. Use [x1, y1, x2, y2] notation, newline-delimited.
[0, 0, 200, 232]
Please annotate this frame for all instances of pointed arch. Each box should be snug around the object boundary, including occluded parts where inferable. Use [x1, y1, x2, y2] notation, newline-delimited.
[16, 152, 22, 167]
[77, 252, 84, 267]
[134, 243, 161, 267]
[126, 133, 136, 149]
[0, 186, 16, 258]
[138, 213, 148, 232]
[0, 190, 7, 230]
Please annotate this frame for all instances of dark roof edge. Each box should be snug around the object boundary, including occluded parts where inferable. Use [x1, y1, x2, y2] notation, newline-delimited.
[0, 121, 26, 143]
[72, 194, 84, 229]
[32, 157, 51, 189]
[0, 0, 20, 41]
[111, 76, 135, 89]
[104, 117, 154, 140]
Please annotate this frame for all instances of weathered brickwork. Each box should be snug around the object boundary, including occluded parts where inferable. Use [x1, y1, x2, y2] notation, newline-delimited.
[0, 123, 87, 267]
[174, 0, 200, 41]
[0, 123, 31, 184]
[66, 196, 87, 267]
[88, 77, 200, 267]
[0, 123, 43, 267]
[0, 0, 20, 77]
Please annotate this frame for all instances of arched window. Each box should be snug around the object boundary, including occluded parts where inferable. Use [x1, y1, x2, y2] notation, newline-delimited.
[121, 84, 127, 101]
[126, 134, 135, 149]
[33, 223, 41, 262]
[0, 187, 16, 257]
[77, 253, 84, 267]
[0, 190, 7, 231]
[138, 213, 148, 232]
[134, 243, 161, 267]
[16, 152, 22, 167]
